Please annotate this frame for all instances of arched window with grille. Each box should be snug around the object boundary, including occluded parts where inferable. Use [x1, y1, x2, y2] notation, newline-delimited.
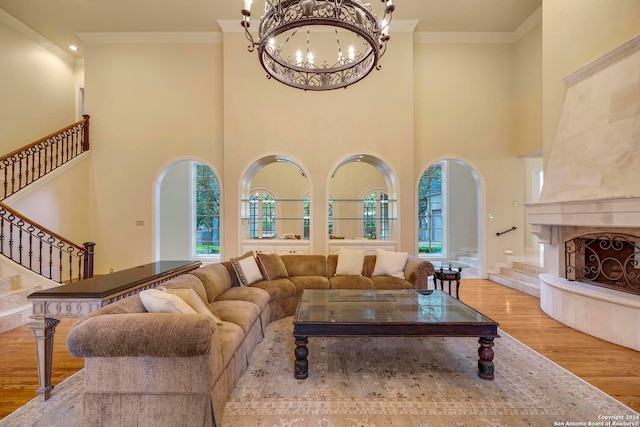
[249, 192, 276, 238]
[362, 191, 389, 240]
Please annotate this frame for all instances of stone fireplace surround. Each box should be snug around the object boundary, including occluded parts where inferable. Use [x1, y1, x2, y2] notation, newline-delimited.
[526, 34, 640, 352]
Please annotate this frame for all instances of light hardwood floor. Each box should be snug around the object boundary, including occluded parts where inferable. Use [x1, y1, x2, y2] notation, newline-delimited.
[1, 279, 639, 419]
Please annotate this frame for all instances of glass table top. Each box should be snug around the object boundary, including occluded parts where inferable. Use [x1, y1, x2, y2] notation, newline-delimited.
[294, 289, 497, 325]
[430, 260, 471, 270]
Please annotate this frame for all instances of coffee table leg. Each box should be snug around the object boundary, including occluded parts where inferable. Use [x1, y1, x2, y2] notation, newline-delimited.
[294, 336, 309, 379]
[477, 337, 495, 380]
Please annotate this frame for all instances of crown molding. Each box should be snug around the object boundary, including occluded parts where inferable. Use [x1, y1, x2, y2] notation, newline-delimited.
[513, 6, 542, 42]
[217, 19, 419, 33]
[78, 32, 222, 44]
[415, 7, 541, 45]
[414, 31, 514, 44]
[0, 8, 75, 65]
[563, 33, 640, 87]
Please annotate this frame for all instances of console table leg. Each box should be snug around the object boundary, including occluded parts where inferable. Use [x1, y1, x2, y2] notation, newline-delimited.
[294, 336, 309, 379]
[477, 337, 495, 380]
[30, 317, 60, 400]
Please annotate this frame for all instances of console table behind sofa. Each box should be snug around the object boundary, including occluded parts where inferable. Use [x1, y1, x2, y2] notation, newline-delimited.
[27, 260, 201, 400]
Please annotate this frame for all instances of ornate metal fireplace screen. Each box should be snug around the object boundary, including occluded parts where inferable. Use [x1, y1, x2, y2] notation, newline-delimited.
[565, 233, 640, 295]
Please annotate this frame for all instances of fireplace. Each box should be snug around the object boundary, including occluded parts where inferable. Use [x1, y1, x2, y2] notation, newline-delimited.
[565, 233, 640, 295]
[524, 34, 640, 352]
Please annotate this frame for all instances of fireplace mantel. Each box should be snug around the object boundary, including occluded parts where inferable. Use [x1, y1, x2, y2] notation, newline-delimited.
[525, 197, 640, 243]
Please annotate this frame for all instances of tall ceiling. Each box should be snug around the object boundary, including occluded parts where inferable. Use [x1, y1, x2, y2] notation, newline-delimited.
[0, 0, 541, 58]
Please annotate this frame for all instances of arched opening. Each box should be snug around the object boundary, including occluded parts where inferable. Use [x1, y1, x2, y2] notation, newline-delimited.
[418, 159, 482, 277]
[156, 160, 221, 263]
[239, 155, 311, 254]
[328, 154, 399, 254]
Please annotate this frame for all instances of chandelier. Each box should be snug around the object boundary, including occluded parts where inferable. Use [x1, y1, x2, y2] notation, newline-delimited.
[241, 0, 395, 91]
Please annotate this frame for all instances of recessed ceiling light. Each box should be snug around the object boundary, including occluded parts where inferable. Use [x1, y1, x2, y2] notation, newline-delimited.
[69, 45, 79, 51]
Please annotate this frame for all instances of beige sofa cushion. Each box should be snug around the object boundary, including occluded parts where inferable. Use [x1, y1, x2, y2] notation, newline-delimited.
[280, 254, 327, 277]
[329, 275, 375, 289]
[190, 263, 234, 302]
[162, 287, 223, 325]
[215, 286, 271, 311]
[209, 300, 262, 334]
[256, 253, 288, 280]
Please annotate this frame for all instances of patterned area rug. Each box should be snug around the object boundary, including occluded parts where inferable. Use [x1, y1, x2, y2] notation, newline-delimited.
[2, 316, 637, 427]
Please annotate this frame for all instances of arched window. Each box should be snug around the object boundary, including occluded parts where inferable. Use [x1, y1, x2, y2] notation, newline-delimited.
[363, 191, 389, 240]
[194, 163, 221, 256]
[418, 162, 443, 256]
[249, 192, 276, 238]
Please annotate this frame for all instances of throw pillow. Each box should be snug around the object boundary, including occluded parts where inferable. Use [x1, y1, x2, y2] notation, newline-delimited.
[335, 247, 365, 276]
[230, 251, 264, 286]
[256, 253, 289, 281]
[372, 248, 408, 278]
[161, 287, 224, 325]
[139, 288, 197, 314]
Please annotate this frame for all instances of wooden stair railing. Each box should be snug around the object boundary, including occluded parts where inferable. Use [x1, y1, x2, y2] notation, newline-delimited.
[0, 116, 94, 281]
[0, 115, 90, 201]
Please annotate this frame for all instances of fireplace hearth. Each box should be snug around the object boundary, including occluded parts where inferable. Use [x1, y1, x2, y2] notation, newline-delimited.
[565, 233, 640, 296]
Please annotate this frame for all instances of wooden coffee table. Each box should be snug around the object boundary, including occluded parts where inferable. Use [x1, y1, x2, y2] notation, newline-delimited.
[292, 289, 499, 380]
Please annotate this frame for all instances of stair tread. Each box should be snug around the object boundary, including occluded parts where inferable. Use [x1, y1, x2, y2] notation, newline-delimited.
[488, 273, 541, 288]
[0, 303, 32, 318]
[0, 285, 39, 298]
[500, 266, 540, 276]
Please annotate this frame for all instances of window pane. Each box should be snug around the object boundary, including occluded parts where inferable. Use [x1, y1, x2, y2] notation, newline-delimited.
[363, 192, 377, 239]
[195, 164, 220, 255]
[249, 193, 259, 239]
[379, 193, 389, 240]
[304, 199, 310, 239]
[262, 194, 276, 238]
[418, 163, 443, 255]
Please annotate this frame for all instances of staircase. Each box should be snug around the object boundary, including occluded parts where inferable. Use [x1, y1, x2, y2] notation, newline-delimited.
[0, 275, 40, 333]
[488, 261, 542, 297]
[451, 247, 479, 278]
[0, 115, 93, 332]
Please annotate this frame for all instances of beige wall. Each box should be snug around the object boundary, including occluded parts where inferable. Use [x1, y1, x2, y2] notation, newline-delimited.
[85, 43, 224, 272]
[542, 0, 640, 167]
[0, 21, 75, 151]
[513, 22, 542, 157]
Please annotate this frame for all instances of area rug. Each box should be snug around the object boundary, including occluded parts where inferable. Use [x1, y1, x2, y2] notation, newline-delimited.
[2, 317, 637, 427]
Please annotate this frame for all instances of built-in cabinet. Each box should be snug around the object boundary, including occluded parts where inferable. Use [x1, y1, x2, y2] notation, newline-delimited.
[241, 239, 310, 254]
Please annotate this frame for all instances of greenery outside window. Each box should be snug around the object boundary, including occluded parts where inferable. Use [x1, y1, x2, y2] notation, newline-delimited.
[195, 164, 220, 255]
[249, 192, 276, 238]
[418, 162, 443, 256]
[363, 192, 389, 240]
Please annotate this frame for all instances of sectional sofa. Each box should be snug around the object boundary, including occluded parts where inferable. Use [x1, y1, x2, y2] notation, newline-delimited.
[66, 251, 435, 427]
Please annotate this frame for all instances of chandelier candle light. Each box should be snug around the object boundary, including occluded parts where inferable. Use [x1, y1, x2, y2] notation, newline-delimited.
[241, 0, 395, 91]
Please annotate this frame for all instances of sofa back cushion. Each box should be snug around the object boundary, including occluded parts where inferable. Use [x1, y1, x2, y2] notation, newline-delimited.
[256, 253, 289, 280]
[189, 263, 234, 302]
[327, 254, 377, 277]
[162, 274, 209, 303]
[280, 255, 327, 277]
